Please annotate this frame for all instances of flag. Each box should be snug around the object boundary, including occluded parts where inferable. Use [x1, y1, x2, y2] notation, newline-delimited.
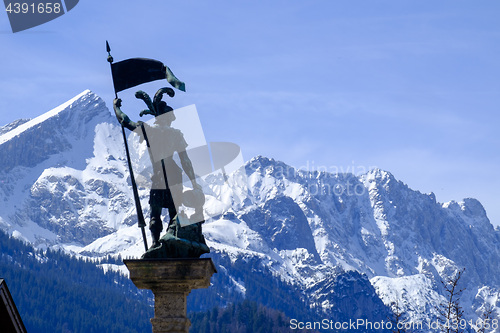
[111, 58, 186, 93]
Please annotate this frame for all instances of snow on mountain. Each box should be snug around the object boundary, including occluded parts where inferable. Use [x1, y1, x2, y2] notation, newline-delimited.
[371, 274, 443, 325]
[0, 90, 142, 248]
[0, 91, 499, 329]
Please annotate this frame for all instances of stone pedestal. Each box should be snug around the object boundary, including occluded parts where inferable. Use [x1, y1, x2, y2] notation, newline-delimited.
[124, 258, 216, 333]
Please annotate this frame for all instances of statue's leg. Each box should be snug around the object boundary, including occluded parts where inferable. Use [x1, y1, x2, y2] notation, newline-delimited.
[164, 186, 177, 226]
[149, 190, 164, 248]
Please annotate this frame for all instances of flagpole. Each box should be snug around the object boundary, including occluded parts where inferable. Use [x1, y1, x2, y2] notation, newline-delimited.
[107, 41, 149, 252]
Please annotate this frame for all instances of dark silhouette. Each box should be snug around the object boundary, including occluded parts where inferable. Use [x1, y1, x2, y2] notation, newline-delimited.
[113, 88, 208, 258]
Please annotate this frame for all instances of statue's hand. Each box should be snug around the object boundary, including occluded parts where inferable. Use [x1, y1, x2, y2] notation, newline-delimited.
[113, 98, 131, 125]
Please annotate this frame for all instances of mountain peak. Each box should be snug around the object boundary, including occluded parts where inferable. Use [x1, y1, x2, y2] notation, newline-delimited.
[247, 155, 275, 167]
[365, 167, 394, 180]
[443, 198, 491, 230]
[0, 118, 31, 136]
[361, 168, 398, 190]
[0, 90, 113, 172]
[0, 90, 99, 145]
[460, 197, 487, 217]
[245, 155, 291, 175]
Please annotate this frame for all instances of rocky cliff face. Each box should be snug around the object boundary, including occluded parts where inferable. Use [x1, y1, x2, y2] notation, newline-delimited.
[0, 91, 498, 329]
[0, 90, 139, 246]
[207, 156, 500, 326]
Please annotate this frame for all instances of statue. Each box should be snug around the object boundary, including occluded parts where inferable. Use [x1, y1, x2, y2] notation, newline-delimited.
[113, 88, 209, 259]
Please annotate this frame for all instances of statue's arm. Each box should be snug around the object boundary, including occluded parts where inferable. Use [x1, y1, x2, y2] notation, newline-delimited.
[178, 150, 201, 189]
[113, 98, 140, 131]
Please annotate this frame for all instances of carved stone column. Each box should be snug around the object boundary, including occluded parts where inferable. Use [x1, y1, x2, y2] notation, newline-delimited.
[124, 258, 216, 333]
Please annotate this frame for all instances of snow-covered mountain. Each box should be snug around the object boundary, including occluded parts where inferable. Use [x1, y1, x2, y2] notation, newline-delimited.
[1, 91, 498, 330]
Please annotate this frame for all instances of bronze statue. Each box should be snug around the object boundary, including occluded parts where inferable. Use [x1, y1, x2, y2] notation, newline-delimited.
[113, 88, 209, 258]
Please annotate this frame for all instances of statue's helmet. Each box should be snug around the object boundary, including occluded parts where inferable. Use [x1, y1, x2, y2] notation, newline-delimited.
[156, 101, 173, 116]
[153, 88, 174, 116]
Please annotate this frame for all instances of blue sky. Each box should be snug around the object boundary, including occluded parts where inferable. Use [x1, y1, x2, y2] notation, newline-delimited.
[1, 1, 499, 226]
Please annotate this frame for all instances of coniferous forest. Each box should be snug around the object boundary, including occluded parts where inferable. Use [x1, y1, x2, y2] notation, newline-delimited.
[0, 230, 153, 333]
[188, 299, 319, 333]
[0, 230, 318, 332]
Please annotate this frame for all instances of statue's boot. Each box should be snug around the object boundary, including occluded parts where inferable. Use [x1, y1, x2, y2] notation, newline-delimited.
[142, 217, 209, 259]
[149, 216, 162, 249]
[150, 230, 161, 249]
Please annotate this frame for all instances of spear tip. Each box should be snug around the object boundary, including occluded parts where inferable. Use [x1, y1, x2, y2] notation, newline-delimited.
[106, 41, 113, 64]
